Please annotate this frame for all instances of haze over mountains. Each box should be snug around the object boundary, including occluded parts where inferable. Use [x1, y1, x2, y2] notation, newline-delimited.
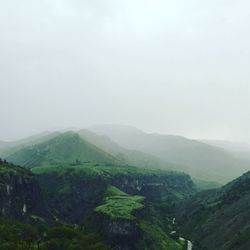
[0, 125, 250, 249]
[202, 139, 250, 161]
[1, 124, 249, 184]
[89, 124, 250, 183]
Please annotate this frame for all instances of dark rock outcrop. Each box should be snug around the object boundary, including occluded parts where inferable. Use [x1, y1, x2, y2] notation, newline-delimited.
[111, 174, 196, 202]
[92, 212, 140, 250]
[36, 168, 196, 223]
[0, 160, 47, 220]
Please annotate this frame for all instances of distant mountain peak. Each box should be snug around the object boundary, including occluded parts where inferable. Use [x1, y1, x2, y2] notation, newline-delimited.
[89, 124, 144, 135]
[5, 131, 118, 168]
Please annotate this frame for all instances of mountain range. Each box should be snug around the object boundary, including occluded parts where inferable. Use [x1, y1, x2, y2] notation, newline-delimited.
[0, 125, 250, 249]
[1, 125, 249, 184]
[89, 125, 250, 183]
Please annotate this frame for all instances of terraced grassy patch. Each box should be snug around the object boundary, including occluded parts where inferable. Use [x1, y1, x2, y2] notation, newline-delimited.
[95, 186, 145, 220]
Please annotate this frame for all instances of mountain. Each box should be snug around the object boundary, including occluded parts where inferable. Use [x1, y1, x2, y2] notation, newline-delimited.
[202, 139, 250, 152]
[1, 126, 249, 249]
[0, 131, 60, 157]
[6, 132, 118, 168]
[78, 129, 183, 170]
[178, 170, 250, 250]
[0, 140, 8, 149]
[89, 125, 250, 183]
[202, 139, 250, 161]
[4, 129, 185, 174]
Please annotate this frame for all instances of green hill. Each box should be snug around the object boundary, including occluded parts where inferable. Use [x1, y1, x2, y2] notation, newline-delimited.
[3, 129, 182, 172]
[6, 132, 118, 168]
[178, 170, 250, 250]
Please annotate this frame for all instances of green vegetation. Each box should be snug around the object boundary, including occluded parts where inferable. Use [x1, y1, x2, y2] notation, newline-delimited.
[0, 154, 195, 249]
[6, 132, 117, 168]
[1, 128, 249, 250]
[95, 186, 144, 220]
[138, 221, 184, 250]
[0, 158, 32, 177]
[178, 171, 250, 250]
[104, 185, 127, 197]
[32, 162, 186, 179]
[0, 132, 60, 159]
[192, 178, 222, 190]
[0, 220, 110, 250]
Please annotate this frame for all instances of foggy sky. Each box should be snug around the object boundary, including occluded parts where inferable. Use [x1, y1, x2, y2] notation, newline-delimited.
[1, 0, 250, 142]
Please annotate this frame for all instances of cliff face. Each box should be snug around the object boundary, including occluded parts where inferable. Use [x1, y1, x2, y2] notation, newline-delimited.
[0, 160, 194, 250]
[0, 160, 47, 220]
[36, 172, 107, 222]
[35, 166, 196, 222]
[111, 174, 195, 202]
[94, 215, 140, 250]
[35, 165, 196, 249]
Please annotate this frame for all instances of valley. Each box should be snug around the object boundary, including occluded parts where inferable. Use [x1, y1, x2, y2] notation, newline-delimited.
[0, 128, 249, 250]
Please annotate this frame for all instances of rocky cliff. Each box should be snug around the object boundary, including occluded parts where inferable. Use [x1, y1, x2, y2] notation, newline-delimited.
[0, 159, 47, 220]
[34, 165, 196, 222]
[34, 164, 195, 249]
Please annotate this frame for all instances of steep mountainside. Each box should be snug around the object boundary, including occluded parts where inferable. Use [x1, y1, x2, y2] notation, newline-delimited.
[90, 125, 250, 183]
[0, 159, 47, 220]
[178, 170, 250, 250]
[6, 132, 118, 168]
[33, 164, 196, 222]
[0, 159, 195, 249]
[33, 163, 196, 249]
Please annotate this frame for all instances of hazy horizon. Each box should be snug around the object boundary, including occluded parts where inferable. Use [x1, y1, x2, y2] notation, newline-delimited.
[2, 123, 250, 146]
[1, 1, 250, 142]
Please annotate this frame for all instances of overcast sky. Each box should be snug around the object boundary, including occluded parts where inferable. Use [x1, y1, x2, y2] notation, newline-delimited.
[1, 0, 250, 141]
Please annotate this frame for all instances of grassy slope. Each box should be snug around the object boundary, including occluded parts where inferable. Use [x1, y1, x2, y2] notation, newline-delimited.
[0, 159, 32, 177]
[178, 171, 250, 250]
[192, 178, 222, 190]
[95, 186, 145, 220]
[6, 132, 118, 168]
[95, 185, 185, 250]
[32, 162, 187, 178]
[138, 221, 185, 250]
